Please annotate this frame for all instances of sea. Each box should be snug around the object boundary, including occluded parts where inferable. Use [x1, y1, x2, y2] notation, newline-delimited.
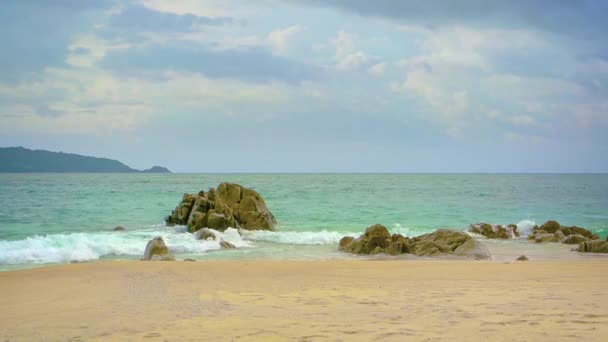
[1, 173, 607, 270]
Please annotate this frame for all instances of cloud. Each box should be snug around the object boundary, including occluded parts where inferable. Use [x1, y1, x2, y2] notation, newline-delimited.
[0, 1, 115, 81]
[108, 3, 230, 33]
[299, 0, 608, 39]
[102, 42, 320, 84]
[368, 62, 387, 76]
[331, 31, 375, 71]
[267, 25, 307, 55]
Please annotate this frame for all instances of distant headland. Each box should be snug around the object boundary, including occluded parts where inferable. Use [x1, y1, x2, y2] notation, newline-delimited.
[0, 147, 171, 173]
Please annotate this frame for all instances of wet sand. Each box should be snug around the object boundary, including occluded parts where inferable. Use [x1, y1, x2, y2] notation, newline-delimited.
[1, 259, 607, 341]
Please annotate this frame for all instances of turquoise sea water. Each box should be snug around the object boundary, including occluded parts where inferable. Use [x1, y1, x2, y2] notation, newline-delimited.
[1, 174, 607, 269]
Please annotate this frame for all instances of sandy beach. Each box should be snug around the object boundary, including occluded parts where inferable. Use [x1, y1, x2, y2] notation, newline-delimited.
[0, 260, 607, 341]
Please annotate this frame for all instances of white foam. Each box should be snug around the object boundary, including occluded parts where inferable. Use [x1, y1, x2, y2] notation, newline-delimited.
[0, 227, 252, 264]
[242, 230, 355, 245]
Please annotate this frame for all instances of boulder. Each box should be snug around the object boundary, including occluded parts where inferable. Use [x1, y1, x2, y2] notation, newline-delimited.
[516, 255, 529, 261]
[562, 234, 589, 245]
[113, 226, 126, 232]
[219, 240, 236, 249]
[194, 228, 217, 241]
[409, 229, 490, 259]
[339, 226, 489, 259]
[340, 224, 392, 255]
[528, 220, 599, 244]
[578, 240, 608, 253]
[468, 223, 519, 239]
[165, 183, 276, 233]
[338, 236, 355, 250]
[142, 237, 175, 261]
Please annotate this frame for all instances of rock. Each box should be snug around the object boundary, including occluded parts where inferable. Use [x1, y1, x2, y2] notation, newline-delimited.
[409, 229, 490, 259]
[142, 237, 175, 261]
[165, 183, 276, 233]
[528, 220, 599, 244]
[339, 236, 355, 250]
[195, 228, 217, 241]
[553, 230, 566, 242]
[468, 223, 519, 239]
[340, 226, 489, 259]
[562, 234, 589, 245]
[578, 240, 608, 253]
[219, 240, 236, 249]
[534, 233, 558, 243]
[539, 220, 561, 233]
[516, 255, 529, 261]
[113, 226, 126, 232]
[184, 258, 196, 262]
[340, 224, 392, 255]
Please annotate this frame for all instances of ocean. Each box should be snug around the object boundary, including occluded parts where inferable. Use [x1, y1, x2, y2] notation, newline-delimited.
[1, 173, 607, 270]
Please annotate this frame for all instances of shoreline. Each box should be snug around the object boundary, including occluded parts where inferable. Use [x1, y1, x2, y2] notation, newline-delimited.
[1, 259, 607, 341]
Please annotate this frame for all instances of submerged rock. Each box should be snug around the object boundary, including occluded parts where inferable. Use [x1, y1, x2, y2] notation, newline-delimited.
[339, 225, 490, 259]
[528, 220, 599, 244]
[194, 228, 218, 241]
[142, 237, 175, 261]
[469, 223, 519, 239]
[219, 240, 236, 249]
[578, 240, 608, 253]
[165, 183, 276, 233]
[113, 226, 126, 232]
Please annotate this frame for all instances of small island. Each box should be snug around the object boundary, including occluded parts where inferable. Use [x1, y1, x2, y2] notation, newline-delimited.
[0, 147, 171, 173]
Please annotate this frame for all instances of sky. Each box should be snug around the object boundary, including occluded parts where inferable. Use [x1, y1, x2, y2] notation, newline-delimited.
[1, 0, 607, 172]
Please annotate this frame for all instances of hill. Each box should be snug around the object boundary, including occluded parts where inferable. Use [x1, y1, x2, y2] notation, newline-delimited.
[0, 147, 171, 173]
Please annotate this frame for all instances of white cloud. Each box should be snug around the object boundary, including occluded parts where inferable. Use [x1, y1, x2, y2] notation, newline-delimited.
[331, 30, 376, 71]
[333, 30, 355, 59]
[66, 35, 131, 68]
[368, 62, 387, 76]
[335, 51, 370, 71]
[267, 25, 306, 55]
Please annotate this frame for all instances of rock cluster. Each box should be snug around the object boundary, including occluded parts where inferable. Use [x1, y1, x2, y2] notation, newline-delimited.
[528, 220, 599, 244]
[165, 183, 276, 233]
[142, 237, 175, 261]
[339, 224, 490, 259]
[469, 223, 519, 239]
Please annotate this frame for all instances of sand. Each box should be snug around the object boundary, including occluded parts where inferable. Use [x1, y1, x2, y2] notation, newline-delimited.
[1, 259, 607, 341]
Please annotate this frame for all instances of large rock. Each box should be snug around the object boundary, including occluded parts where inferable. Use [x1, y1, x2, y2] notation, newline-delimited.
[165, 183, 276, 233]
[142, 237, 175, 261]
[528, 220, 600, 244]
[339, 226, 489, 259]
[469, 223, 519, 239]
[578, 240, 608, 253]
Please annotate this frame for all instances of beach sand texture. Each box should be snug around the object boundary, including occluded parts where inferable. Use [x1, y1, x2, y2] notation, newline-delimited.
[1, 260, 607, 341]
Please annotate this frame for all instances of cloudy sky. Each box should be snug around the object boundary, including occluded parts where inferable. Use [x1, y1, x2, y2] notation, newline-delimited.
[1, 0, 607, 172]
